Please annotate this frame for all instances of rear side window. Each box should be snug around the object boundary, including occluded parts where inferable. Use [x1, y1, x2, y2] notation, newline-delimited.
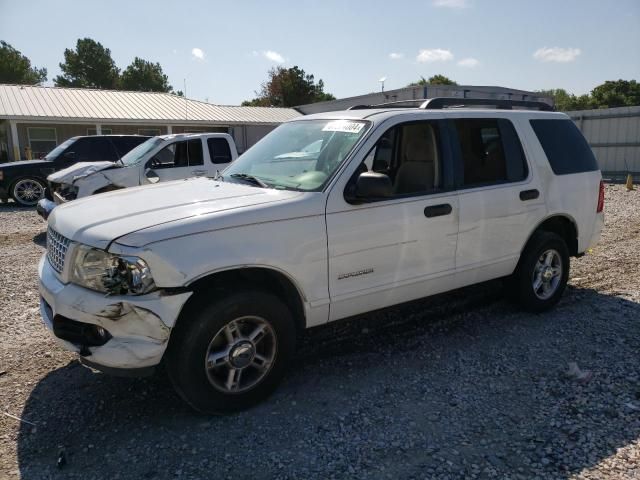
[454, 118, 527, 187]
[207, 138, 232, 164]
[530, 119, 598, 175]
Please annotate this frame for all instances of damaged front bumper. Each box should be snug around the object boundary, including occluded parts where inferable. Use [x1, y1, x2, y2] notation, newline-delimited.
[36, 198, 57, 220]
[38, 255, 192, 373]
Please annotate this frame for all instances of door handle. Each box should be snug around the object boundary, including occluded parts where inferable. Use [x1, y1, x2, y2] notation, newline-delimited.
[519, 189, 540, 201]
[424, 204, 452, 218]
[191, 170, 207, 176]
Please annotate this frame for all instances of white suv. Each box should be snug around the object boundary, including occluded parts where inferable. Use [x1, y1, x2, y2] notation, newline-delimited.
[38, 99, 604, 413]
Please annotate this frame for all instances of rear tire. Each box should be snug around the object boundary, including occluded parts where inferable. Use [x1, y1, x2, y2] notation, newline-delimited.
[166, 289, 296, 414]
[512, 231, 570, 312]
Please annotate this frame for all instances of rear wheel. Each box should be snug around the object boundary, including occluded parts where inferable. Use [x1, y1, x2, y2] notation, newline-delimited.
[166, 290, 296, 414]
[512, 231, 570, 312]
[11, 178, 46, 206]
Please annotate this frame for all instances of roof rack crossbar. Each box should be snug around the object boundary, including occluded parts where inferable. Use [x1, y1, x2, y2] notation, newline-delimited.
[347, 97, 554, 112]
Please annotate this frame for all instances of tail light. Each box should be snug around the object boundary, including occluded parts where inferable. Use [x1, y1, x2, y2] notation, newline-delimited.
[596, 180, 605, 213]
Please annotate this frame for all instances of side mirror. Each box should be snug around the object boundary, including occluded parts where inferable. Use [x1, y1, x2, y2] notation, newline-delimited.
[345, 172, 392, 204]
[145, 169, 160, 184]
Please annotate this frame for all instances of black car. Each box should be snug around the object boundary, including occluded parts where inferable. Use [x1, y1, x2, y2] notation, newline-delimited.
[0, 135, 150, 206]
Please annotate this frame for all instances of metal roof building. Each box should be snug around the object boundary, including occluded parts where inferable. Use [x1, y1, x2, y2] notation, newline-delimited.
[0, 84, 301, 161]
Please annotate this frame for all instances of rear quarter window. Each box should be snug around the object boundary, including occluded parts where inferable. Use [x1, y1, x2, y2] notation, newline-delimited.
[530, 119, 599, 175]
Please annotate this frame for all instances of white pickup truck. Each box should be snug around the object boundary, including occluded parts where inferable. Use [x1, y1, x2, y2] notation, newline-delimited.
[38, 99, 603, 414]
[37, 133, 237, 219]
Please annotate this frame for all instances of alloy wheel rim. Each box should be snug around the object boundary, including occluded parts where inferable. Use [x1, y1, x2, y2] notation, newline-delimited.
[14, 179, 44, 205]
[532, 249, 562, 300]
[204, 316, 277, 394]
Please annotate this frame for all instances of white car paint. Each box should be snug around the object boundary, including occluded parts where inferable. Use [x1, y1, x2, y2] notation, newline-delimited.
[38, 108, 603, 373]
[47, 133, 238, 204]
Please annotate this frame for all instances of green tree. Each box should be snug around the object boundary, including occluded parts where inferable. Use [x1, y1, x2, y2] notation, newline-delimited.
[0, 41, 47, 84]
[409, 74, 457, 87]
[536, 88, 594, 111]
[590, 79, 640, 108]
[54, 38, 119, 89]
[120, 57, 173, 92]
[242, 66, 335, 107]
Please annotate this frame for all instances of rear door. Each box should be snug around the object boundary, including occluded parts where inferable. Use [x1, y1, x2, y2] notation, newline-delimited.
[451, 116, 546, 278]
[148, 139, 205, 182]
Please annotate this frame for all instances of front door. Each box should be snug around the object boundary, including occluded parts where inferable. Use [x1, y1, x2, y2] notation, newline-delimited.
[326, 119, 459, 321]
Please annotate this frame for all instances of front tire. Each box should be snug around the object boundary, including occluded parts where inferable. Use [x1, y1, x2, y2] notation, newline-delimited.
[11, 177, 46, 207]
[166, 290, 296, 414]
[512, 231, 570, 312]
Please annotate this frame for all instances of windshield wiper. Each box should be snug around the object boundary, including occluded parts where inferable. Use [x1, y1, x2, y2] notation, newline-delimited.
[230, 173, 269, 188]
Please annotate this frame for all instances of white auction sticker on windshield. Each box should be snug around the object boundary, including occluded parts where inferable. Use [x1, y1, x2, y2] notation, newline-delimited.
[322, 121, 365, 133]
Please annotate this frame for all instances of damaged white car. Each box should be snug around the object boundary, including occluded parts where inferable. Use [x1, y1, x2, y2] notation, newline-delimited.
[38, 99, 603, 414]
[37, 133, 237, 219]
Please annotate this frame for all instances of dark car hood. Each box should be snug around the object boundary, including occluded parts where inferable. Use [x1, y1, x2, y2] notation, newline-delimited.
[1, 160, 53, 169]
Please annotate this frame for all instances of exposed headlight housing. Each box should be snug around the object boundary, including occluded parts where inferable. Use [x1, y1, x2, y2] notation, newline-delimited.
[71, 245, 155, 295]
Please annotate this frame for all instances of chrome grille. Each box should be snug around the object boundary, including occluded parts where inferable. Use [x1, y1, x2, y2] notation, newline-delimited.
[47, 227, 70, 273]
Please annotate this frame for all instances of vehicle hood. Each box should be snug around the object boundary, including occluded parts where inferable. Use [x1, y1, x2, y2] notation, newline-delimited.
[0, 159, 52, 169]
[48, 177, 309, 249]
[48, 161, 117, 184]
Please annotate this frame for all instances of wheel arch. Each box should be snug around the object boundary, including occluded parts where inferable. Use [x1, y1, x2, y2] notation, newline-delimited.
[523, 214, 579, 257]
[182, 266, 308, 332]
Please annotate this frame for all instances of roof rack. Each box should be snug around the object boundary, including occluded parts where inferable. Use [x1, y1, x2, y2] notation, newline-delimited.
[348, 97, 555, 112]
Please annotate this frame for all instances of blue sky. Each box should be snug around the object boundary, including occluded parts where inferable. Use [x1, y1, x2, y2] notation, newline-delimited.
[1, 0, 638, 104]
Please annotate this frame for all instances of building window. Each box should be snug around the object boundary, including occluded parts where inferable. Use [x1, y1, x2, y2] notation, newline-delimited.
[87, 128, 113, 135]
[28, 127, 57, 159]
[138, 128, 161, 136]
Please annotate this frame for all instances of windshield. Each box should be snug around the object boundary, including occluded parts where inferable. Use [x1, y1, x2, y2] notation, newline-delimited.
[224, 119, 369, 191]
[120, 137, 166, 167]
[44, 138, 75, 161]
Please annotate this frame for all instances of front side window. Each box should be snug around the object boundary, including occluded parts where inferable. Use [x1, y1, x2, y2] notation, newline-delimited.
[224, 119, 369, 191]
[63, 137, 118, 162]
[454, 118, 527, 187]
[357, 121, 443, 197]
[150, 139, 203, 168]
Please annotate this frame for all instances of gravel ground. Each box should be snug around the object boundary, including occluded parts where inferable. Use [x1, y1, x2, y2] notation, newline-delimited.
[0, 184, 639, 480]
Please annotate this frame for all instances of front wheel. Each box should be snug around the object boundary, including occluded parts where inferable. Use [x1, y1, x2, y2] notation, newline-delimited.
[512, 231, 570, 312]
[166, 290, 296, 414]
[11, 178, 46, 206]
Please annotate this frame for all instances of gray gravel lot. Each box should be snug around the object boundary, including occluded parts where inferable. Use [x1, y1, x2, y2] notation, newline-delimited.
[0, 184, 639, 480]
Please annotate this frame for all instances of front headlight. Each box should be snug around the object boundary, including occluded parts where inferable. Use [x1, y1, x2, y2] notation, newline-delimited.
[70, 245, 155, 295]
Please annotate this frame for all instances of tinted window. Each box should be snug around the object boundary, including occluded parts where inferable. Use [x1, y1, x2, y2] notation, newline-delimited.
[530, 119, 599, 175]
[65, 137, 117, 162]
[207, 138, 232, 164]
[111, 137, 149, 158]
[187, 139, 204, 166]
[150, 140, 202, 168]
[357, 121, 443, 197]
[454, 118, 527, 187]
